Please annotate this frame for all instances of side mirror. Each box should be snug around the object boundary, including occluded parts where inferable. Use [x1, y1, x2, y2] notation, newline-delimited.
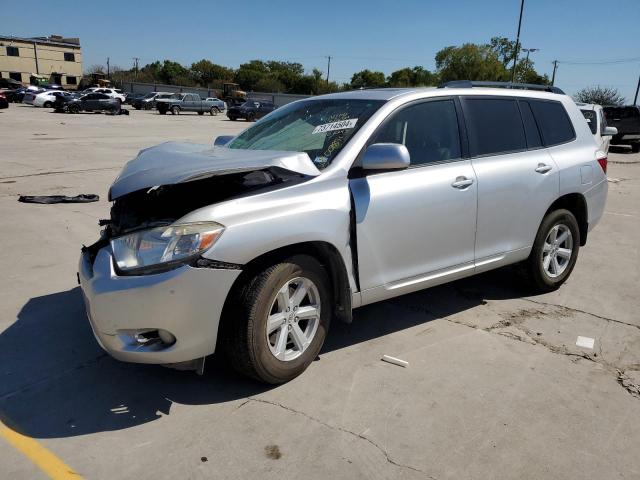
[602, 126, 618, 137]
[362, 143, 410, 171]
[213, 135, 234, 147]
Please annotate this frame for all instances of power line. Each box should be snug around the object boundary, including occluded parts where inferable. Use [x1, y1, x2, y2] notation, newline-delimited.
[557, 56, 640, 66]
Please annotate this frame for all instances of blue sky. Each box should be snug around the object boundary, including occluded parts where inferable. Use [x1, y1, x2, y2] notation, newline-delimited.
[3, 0, 639, 100]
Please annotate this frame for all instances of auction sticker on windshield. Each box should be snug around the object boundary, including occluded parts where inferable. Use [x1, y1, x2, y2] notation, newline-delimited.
[312, 118, 358, 135]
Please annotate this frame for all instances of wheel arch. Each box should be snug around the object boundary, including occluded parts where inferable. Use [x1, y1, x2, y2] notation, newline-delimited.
[221, 241, 353, 329]
[546, 193, 589, 246]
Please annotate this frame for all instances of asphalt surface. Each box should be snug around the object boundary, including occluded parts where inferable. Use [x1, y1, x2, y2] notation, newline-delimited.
[0, 104, 639, 479]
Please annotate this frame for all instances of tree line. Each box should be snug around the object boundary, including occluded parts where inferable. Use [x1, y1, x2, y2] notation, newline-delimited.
[89, 37, 551, 95]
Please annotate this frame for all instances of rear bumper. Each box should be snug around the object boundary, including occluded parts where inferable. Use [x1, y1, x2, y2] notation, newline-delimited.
[79, 246, 241, 364]
[585, 178, 608, 233]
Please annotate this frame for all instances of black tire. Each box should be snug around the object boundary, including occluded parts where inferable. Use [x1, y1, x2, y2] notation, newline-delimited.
[228, 116, 236, 121]
[210, 106, 219, 116]
[171, 106, 180, 115]
[134, 106, 141, 110]
[631, 143, 640, 153]
[198, 111, 204, 115]
[43, 101, 52, 108]
[246, 112, 256, 122]
[68, 104, 80, 114]
[223, 255, 332, 384]
[524, 209, 580, 292]
[159, 109, 167, 115]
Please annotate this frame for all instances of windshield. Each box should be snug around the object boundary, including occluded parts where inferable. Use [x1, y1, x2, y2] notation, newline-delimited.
[228, 99, 385, 169]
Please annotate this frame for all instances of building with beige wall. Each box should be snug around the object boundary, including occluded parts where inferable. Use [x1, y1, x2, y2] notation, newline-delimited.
[0, 34, 83, 89]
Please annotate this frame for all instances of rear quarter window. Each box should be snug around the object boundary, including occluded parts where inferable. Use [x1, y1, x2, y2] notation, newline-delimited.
[580, 109, 598, 134]
[528, 100, 575, 146]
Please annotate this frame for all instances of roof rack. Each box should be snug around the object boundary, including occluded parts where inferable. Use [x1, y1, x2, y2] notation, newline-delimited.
[438, 80, 565, 95]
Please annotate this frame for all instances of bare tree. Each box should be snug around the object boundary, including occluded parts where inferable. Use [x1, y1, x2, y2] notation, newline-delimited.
[574, 85, 626, 106]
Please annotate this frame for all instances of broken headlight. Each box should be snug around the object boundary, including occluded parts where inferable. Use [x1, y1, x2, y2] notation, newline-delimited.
[111, 221, 225, 273]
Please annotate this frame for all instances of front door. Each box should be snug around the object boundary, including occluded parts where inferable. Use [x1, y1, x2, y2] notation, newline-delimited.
[351, 98, 478, 305]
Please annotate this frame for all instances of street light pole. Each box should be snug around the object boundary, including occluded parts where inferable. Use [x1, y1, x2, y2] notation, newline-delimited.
[510, 0, 525, 83]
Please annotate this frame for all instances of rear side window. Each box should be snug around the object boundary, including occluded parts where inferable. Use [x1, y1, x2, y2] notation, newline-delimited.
[372, 99, 462, 166]
[529, 100, 575, 146]
[580, 109, 598, 134]
[462, 98, 526, 156]
[519, 101, 543, 148]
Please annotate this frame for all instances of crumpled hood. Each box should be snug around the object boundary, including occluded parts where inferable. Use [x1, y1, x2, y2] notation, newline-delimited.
[108, 142, 321, 200]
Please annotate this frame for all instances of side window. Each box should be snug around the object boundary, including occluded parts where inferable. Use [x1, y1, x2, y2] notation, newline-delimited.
[580, 109, 598, 135]
[462, 98, 526, 156]
[7, 46, 19, 57]
[97, 94, 110, 100]
[529, 100, 575, 146]
[64, 52, 75, 62]
[371, 99, 461, 166]
[519, 101, 543, 148]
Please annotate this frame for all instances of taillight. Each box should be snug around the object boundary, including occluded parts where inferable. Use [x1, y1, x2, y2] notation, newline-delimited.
[597, 156, 607, 174]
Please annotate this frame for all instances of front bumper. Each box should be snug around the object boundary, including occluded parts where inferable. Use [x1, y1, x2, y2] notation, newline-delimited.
[79, 246, 241, 364]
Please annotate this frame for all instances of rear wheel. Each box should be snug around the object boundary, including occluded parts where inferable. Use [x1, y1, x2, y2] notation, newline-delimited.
[223, 255, 331, 383]
[210, 106, 220, 116]
[68, 104, 80, 114]
[524, 209, 580, 292]
[43, 101, 52, 108]
[198, 111, 204, 116]
[171, 106, 180, 115]
[246, 112, 256, 122]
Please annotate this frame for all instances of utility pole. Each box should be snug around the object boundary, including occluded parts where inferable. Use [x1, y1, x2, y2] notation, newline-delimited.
[510, 0, 525, 83]
[551, 60, 558, 86]
[634, 70, 640, 105]
[107, 57, 110, 78]
[133, 57, 140, 81]
[326, 55, 332, 85]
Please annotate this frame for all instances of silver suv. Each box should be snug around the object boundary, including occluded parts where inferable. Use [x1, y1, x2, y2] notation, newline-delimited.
[79, 82, 608, 383]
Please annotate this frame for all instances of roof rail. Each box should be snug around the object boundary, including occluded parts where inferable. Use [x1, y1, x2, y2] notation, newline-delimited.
[438, 80, 565, 95]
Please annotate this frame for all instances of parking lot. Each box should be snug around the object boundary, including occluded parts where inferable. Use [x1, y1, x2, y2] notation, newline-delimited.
[0, 104, 639, 479]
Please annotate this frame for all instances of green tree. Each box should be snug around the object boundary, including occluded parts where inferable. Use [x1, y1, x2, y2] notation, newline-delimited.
[235, 60, 270, 91]
[157, 60, 192, 85]
[435, 43, 509, 83]
[190, 59, 235, 87]
[574, 86, 625, 106]
[387, 66, 436, 87]
[350, 69, 386, 89]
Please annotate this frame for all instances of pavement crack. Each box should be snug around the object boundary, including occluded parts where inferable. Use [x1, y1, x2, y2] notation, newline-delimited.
[522, 297, 640, 331]
[246, 397, 437, 478]
[617, 370, 640, 398]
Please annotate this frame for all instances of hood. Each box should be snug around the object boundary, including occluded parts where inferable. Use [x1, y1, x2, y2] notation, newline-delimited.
[108, 142, 321, 200]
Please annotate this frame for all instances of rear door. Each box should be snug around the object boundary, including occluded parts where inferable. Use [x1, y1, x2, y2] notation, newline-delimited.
[352, 98, 478, 303]
[460, 96, 561, 269]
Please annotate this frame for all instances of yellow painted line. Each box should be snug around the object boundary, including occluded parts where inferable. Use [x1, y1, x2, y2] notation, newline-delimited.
[0, 422, 81, 479]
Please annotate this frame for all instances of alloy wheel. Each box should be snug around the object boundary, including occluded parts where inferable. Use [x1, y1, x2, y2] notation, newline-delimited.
[542, 223, 573, 278]
[266, 277, 321, 361]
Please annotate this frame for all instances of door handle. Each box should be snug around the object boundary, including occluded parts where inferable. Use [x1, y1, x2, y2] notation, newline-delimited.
[451, 176, 474, 189]
[535, 163, 552, 174]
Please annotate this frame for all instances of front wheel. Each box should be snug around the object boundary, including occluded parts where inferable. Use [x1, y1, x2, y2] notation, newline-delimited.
[43, 101, 52, 108]
[524, 209, 580, 292]
[171, 106, 180, 115]
[210, 106, 220, 116]
[223, 255, 332, 384]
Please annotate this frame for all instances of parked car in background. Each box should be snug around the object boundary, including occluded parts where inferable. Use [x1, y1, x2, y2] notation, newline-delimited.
[94, 88, 126, 103]
[33, 90, 74, 108]
[604, 105, 640, 153]
[205, 97, 226, 113]
[79, 83, 607, 383]
[0, 92, 8, 109]
[226, 100, 276, 121]
[124, 92, 144, 105]
[156, 93, 223, 115]
[22, 88, 47, 105]
[4, 87, 29, 103]
[132, 92, 173, 110]
[577, 103, 617, 154]
[53, 92, 121, 114]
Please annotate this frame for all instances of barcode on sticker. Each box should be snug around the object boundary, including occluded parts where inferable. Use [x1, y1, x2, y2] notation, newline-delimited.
[312, 118, 358, 134]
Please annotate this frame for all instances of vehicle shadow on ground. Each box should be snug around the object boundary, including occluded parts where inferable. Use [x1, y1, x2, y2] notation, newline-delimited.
[0, 268, 534, 439]
[609, 145, 635, 154]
